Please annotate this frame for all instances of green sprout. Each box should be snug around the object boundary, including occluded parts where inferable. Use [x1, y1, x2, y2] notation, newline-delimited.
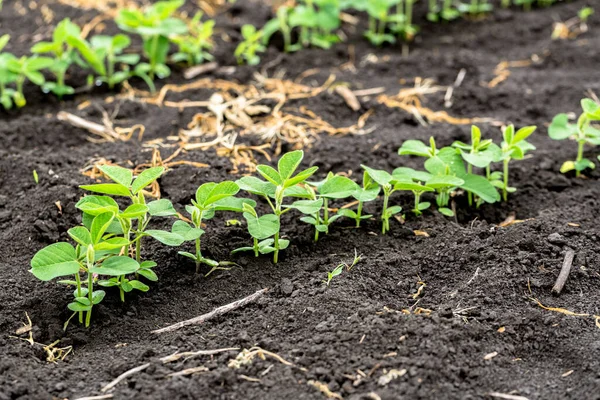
[458, 0, 492, 16]
[499, 125, 537, 201]
[173, 181, 254, 274]
[235, 25, 266, 65]
[69, 34, 140, 89]
[232, 202, 280, 257]
[76, 165, 178, 300]
[262, 6, 298, 53]
[30, 212, 141, 327]
[549, 99, 600, 177]
[391, 167, 434, 216]
[6, 55, 53, 108]
[171, 12, 215, 66]
[337, 171, 380, 227]
[360, 165, 403, 234]
[322, 249, 362, 286]
[33, 170, 39, 184]
[30, 18, 83, 98]
[116, 0, 188, 89]
[364, 0, 399, 46]
[236, 150, 318, 263]
[0, 35, 18, 110]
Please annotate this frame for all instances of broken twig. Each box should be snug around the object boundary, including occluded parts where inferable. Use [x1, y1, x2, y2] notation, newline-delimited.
[101, 363, 150, 393]
[152, 288, 268, 334]
[552, 249, 575, 295]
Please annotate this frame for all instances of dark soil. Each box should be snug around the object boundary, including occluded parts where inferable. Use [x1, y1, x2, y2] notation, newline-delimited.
[2, 1, 600, 399]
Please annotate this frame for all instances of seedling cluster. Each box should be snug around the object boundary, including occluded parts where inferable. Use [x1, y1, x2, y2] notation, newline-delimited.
[31, 134, 540, 326]
[0, 1, 215, 109]
[548, 98, 600, 176]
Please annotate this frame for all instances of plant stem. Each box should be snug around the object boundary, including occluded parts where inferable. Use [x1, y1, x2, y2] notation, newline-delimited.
[502, 158, 509, 202]
[119, 275, 125, 302]
[149, 35, 159, 80]
[75, 272, 83, 324]
[85, 272, 93, 327]
[576, 140, 584, 177]
[323, 198, 329, 234]
[136, 236, 141, 263]
[486, 165, 491, 180]
[107, 54, 114, 89]
[356, 201, 363, 228]
[273, 231, 280, 263]
[195, 237, 202, 273]
[467, 163, 473, 206]
[382, 188, 390, 234]
[253, 238, 259, 257]
[414, 191, 421, 215]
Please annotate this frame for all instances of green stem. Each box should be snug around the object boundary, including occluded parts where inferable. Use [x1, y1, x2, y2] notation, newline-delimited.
[323, 198, 329, 234]
[414, 191, 421, 215]
[576, 140, 584, 177]
[356, 201, 363, 228]
[467, 163, 473, 206]
[149, 35, 159, 80]
[406, 0, 413, 27]
[195, 237, 202, 273]
[503, 159, 509, 202]
[75, 272, 83, 324]
[119, 275, 125, 302]
[253, 237, 259, 257]
[486, 165, 491, 180]
[369, 16, 376, 35]
[382, 188, 390, 234]
[85, 272, 93, 327]
[107, 54, 114, 89]
[273, 231, 280, 264]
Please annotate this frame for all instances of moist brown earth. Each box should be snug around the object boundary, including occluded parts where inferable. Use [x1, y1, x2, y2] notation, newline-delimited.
[1, 1, 600, 399]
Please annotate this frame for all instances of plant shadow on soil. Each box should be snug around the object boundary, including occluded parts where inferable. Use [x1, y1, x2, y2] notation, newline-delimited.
[1, 0, 600, 399]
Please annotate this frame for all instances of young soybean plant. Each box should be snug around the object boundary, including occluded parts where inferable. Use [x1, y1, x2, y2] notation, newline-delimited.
[391, 167, 434, 216]
[0, 35, 19, 110]
[232, 202, 280, 257]
[6, 55, 53, 108]
[68, 34, 140, 89]
[337, 171, 380, 228]
[30, 212, 140, 327]
[76, 165, 179, 300]
[499, 125, 537, 201]
[360, 165, 404, 234]
[172, 181, 255, 274]
[235, 25, 266, 66]
[30, 18, 83, 98]
[171, 12, 215, 67]
[116, 0, 188, 89]
[298, 173, 359, 241]
[236, 150, 318, 263]
[549, 99, 600, 177]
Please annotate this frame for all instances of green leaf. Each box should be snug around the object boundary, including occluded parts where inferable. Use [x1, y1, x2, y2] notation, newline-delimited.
[138, 268, 158, 282]
[68, 227, 92, 246]
[353, 185, 380, 202]
[425, 148, 466, 176]
[147, 199, 178, 217]
[439, 207, 454, 217]
[236, 176, 275, 197]
[459, 174, 500, 203]
[286, 199, 323, 214]
[319, 176, 359, 199]
[30, 243, 81, 281]
[513, 126, 537, 143]
[121, 204, 149, 219]
[581, 98, 600, 120]
[92, 290, 106, 304]
[76, 196, 120, 216]
[398, 139, 432, 157]
[146, 230, 185, 246]
[90, 256, 140, 276]
[131, 167, 165, 194]
[361, 165, 393, 186]
[74, 296, 91, 306]
[178, 251, 198, 261]
[278, 150, 304, 180]
[256, 165, 283, 185]
[91, 212, 115, 244]
[337, 209, 357, 219]
[98, 165, 133, 187]
[129, 280, 150, 292]
[213, 197, 257, 212]
[384, 205, 402, 218]
[196, 181, 239, 206]
[548, 114, 577, 140]
[461, 152, 495, 169]
[245, 213, 279, 240]
[172, 220, 204, 241]
[392, 167, 432, 183]
[425, 175, 464, 189]
[68, 302, 91, 312]
[94, 237, 130, 251]
[79, 183, 131, 197]
[283, 166, 319, 188]
[393, 180, 434, 192]
[66, 36, 106, 76]
[575, 158, 595, 172]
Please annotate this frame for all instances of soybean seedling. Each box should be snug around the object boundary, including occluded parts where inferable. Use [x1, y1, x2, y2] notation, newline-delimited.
[6, 55, 54, 108]
[391, 167, 434, 216]
[322, 250, 362, 286]
[499, 125, 537, 201]
[549, 99, 600, 177]
[452, 126, 502, 206]
[30, 18, 83, 98]
[232, 202, 280, 257]
[116, 0, 188, 88]
[360, 165, 403, 234]
[0, 34, 18, 110]
[69, 34, 140, 89]
[30, 212, 141, 327]
[173, 181, 254, 274]
[171, 12, 215, 66]
[236, 150, 318, 263]
[337, 171, 380, 227]
[295, 173, 359, 241]
[76, 165, 178, 300]
[235, 25, 266, 65]
[262, 6, 298, 53]
[364, 0, 400, 46]
[291, 0, 342, 49]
